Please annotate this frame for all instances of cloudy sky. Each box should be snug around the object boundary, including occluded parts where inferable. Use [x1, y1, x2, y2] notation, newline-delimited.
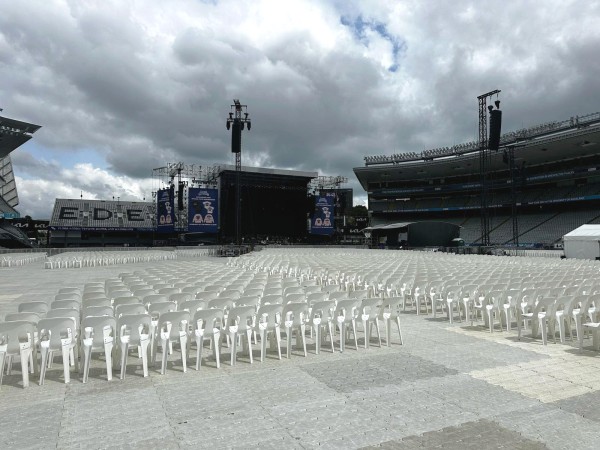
[2, 0, 600, 219]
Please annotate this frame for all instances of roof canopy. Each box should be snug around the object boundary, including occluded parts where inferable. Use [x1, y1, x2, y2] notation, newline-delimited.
[563, 224, 600, 241]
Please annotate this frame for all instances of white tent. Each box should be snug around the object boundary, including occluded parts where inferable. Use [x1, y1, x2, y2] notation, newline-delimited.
[563, 224, 600, 259]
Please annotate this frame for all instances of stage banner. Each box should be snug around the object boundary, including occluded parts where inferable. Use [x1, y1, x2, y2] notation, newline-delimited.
[310, 195, 335, 235]
[156, 188, 174, 232]
[188, 188, 219, 233]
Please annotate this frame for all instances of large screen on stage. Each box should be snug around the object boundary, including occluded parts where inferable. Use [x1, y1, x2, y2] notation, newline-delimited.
[156, 188, 174, 232]
[310, 195, 334, 235]
[188, 188, 219, 233]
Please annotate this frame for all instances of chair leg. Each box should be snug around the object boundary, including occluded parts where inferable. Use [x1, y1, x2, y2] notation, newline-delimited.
[180, 333, 188, 372]
[351, 320, 358, 350]
[195, 335, 204, 370]
[82, 342, 92, 383]
[374, 319, 382, 347]
[363, 319, 369, 349]
[105, 341, 113, 381]
[0, 349, 6, 389]
[540, 319, 548, 345]
[275, 327, 282, 360]
[260, 330, 267, 362]
[120, 342, 129, 380]
[39, 344, 49, 386]
[213, 331, 221, 368]
[246, 329, 253, 364]
[396, 317, 403, 345]
[300, 325, 307, 357]
[315, 326, 321, 355]
[19, 345, 31, 388]
[140, 336, 150, 378]
[231, 331, 238, 365]
[61, 339, 71, 384]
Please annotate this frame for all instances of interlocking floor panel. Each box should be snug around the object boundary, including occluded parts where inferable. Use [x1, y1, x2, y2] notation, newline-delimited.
[363, 419, 548, 449]
[2, 257, 600, 449]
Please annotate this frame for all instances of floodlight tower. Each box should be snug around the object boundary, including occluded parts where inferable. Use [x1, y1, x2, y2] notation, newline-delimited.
[226, 99, 251, 246]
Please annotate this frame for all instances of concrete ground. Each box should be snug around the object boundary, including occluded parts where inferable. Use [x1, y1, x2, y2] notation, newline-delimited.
[1, 257, 600, 449]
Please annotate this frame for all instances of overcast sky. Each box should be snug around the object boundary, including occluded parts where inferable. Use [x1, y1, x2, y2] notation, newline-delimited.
[2, 0, 600, 219]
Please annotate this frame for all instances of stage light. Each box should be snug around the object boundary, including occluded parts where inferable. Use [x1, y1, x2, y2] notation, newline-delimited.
[495, 100, 501, 109]
[226, 121, 230, 130]
[488, 105, 494, 113]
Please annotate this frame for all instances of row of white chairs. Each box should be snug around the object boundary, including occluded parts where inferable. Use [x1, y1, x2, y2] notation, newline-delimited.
[1, 253, 47, 267]
[44, 250, 179, 269]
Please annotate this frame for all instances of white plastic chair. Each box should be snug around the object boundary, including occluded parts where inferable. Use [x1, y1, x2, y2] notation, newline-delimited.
[38, 317, 77, 385]
[192, 309, 223, 369]
[254, 304, 283, 361]
[379, 297, 404, 346]
[335, 299, 360, 352]
[80, 316, 116, 382]
[116, 314, 151, 379]
[359, 298, 382, 348]
[0, 321, 35, 388]
[227, 305, 255, 365]
[282, 302, 308, 358]
[154, 311, 190, 374]
[308, 300, 335, 354]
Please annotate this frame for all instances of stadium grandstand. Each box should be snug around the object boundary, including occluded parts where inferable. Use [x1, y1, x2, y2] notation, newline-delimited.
[0, 114, 41, 248]
[354, 111, 600, 248]
[48, 199, 155, 247]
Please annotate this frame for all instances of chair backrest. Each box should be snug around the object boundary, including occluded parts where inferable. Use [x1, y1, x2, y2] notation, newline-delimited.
[116, 314, 151, 344]
[380, 296, 403, 319]
[360, 298, 381, 317]
[284, 293, 306, 304]
[243, 288, 264, 298]
[81, 315, 117, 349]
[156, 311, 190, 340]
[255, 304, 283, 329]
[158, 287, 180, 296]
[310, 300, 335, 322]
[46, 308, 80, 328]
[329, 291, 350, 301]
[51, 300, 80, 311]
[113, 296, 141, 309]
[82, 297, 111, 308]
[307, 292, 328, 305]
[115, 303, 146, 317]
[195, 291, 219, 301]
[18, 301, 49, 314]
[83, 305, 114, 318]
[4, 312, 41, 323]
[169, 293, 193, 305]
[147, 301, 177, 317]
[178, 299, 206, 313]
[208, 298, 234, 311]
[38, 317, 77, 350]
[261, 294, 283, 305]
[58, 287, 81, 295]
[132, 288, 156, 298]
[282, 302, 308, 326]
[335, 299, 360, 319]
[82, 292, 108, 302]
[109, 290, 133, 300]
[225, 305, 254, 328]
[54, 293, 81, 302]
[193, 308, 223, 330]
[142, 294, 168, 305]
[181, 286, 202, 295]
[0, 320, 36, 354]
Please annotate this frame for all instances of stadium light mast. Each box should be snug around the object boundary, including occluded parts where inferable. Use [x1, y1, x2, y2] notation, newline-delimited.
[478, 89, 501, 247]
[226, 99, 251, 247]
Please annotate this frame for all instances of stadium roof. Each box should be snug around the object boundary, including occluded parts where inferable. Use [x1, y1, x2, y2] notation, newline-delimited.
[0, 115, 42, 159]
[354, 112, 600, 189]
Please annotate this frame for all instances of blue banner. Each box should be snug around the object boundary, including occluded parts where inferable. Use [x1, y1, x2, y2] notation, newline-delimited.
[156, 188, 174, 232]
[188, 188, 219, 233]
[310, 195, 334, 235]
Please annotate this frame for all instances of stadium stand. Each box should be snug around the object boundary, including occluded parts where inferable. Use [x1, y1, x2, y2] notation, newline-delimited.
[49, 199, 156, 247]
[355, 111, 600, 248]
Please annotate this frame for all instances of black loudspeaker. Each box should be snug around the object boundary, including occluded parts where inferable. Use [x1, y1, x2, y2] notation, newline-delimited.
[231, 119, 242, 153]
[177, 183, 184, 210]
[489, 109, 502, 151]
